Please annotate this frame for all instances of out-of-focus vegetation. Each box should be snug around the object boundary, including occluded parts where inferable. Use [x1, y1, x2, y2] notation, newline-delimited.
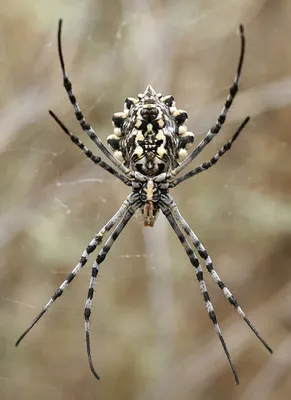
[1, 1, 291, 399]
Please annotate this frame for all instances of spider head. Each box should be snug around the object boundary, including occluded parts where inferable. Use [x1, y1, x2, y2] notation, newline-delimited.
[107, 86, 194, 174]
[138, 179, 161, 227]
[139, 179, 160, 203]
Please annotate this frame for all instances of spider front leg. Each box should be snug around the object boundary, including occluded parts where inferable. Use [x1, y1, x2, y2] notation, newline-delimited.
[15, 193, 138, 347]
[159, 200, 239, 384]
[170, 116, 250, 187]
[83, 202, 141, 380]
[172, 24, 245, 177]
[169, 197, 273, 354]
[56, 19, 130, 176]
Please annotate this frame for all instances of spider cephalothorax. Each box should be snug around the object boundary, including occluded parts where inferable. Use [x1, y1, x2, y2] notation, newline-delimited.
[132, 177, 168, 227]
[16, 20, 273, 385]
[107, 85, 194, 176]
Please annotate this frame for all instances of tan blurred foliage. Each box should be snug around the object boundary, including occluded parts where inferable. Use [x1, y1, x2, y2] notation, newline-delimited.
[1, 0, 291, 399]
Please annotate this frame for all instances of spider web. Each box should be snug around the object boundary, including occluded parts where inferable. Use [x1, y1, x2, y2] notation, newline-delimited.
[1, 1, 291, 400]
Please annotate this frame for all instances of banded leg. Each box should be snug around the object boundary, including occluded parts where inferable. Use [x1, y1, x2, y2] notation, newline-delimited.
[159, 200, 239, 384]
[172, 25, 245, 177]
[57, 19, 130, 176]
[170, 117, 250, 188]
[15, 194, 138, 347]
[169, 197, 273, 354]
[49, 110, 131, 186]
[83, 202, 141, 380]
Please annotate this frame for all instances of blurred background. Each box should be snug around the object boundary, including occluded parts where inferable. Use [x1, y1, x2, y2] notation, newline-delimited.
[1, 0, 291, 399]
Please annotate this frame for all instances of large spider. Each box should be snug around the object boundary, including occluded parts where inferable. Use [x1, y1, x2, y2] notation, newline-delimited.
[16, 20, 272, 384]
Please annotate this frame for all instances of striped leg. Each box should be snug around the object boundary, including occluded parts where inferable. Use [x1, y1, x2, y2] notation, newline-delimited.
[49, 110, 131, 186]
[172, 25, 245, 177]
[169, 198, 273, 354]
[57, 20, 130, 176]
[159, 200, 239, 384]
[83, 202, 140, 380]
[170, 117, 250, 188]
[15, 194, 138, 347]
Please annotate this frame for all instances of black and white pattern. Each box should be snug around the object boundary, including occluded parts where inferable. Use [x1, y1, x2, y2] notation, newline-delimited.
[16, 20, 272, 384]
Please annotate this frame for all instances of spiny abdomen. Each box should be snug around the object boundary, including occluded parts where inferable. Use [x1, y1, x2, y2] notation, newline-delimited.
[107, 86, 194, 174]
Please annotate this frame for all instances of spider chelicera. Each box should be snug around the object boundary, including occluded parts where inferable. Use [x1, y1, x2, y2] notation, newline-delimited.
[16, 20, 272, 384]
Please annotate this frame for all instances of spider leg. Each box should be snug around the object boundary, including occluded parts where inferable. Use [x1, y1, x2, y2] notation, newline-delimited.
[159, 199, 239, 384]
[83, 202, 141, 380]
[49, 110, 131, 186]
[57, 19, 131, 176]
[15, 193, 139, 347]
[172, 25, 245, 177]
[170, 117, 250, 187]
[168, 197, 273, 354]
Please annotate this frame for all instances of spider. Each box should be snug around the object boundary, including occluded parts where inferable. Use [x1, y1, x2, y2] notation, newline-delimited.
[16, 20, 272, 384]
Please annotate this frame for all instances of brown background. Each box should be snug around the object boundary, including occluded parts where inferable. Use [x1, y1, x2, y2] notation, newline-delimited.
[1, 1, 291, 399]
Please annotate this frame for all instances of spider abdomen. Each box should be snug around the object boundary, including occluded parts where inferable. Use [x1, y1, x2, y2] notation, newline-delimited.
[107, 85, 194, 175]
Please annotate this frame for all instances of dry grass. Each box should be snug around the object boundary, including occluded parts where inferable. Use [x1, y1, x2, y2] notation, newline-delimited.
[1, 1, 291, 399]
